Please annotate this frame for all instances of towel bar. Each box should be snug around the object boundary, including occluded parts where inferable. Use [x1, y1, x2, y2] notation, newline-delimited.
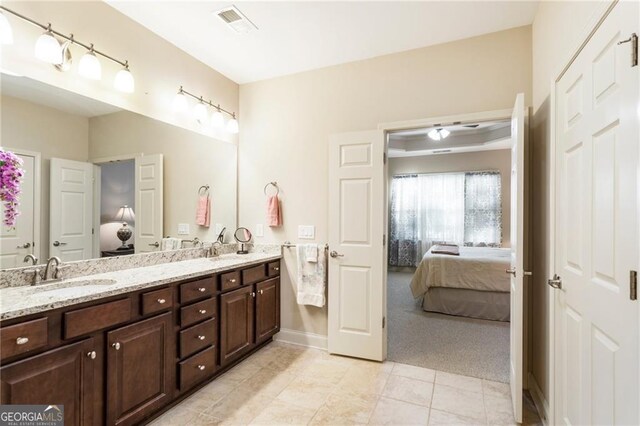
[282, 241, 329, 251]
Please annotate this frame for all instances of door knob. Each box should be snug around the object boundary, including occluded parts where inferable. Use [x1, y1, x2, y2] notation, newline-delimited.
[505, 267, 516, 277]
[16, 242, 31, 249]
[330, 250, 344, 258]
[112, 342, 121, 350]
[149, 242, 160, 248]
[52, 241, 67, 247]
[548, 274, 562, 289]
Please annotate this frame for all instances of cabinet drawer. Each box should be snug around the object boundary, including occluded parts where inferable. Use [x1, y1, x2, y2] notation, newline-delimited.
[179, 346, 216, 391]
[179, 318, 216, 359]
[64, 298, 131, 339]
[267, 261, 281, 277]
[180, 298, 216, 328]
[141, 287, 173, 315]
[180, 277, 215, 304]
[0, 318, 48, 361]
[241, 265, 267, 285]
[220, 271, 241, 292]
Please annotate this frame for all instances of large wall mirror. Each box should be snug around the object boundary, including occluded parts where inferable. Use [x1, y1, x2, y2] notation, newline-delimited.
[1, 75, 237, 268]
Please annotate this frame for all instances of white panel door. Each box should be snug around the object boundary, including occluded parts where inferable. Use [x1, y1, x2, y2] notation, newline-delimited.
[0, 152, 36, 268]
[554, 2, 639, 425]
[135, 154, 163, 253]
[50, 158, 94, 262]
[509, 92, 525, 423]
[328, 130, 385, 361]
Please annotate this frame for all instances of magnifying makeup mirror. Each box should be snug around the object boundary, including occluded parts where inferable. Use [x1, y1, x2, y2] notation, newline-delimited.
[234, 227, 252, 254]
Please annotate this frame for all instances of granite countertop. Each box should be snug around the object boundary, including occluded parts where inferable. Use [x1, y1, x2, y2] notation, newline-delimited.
[0, 252, 282, 321]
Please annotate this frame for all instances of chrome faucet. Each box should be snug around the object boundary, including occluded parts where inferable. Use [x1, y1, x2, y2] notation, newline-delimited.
[23, 254, 38, 265]
[42, 256, 62, 281]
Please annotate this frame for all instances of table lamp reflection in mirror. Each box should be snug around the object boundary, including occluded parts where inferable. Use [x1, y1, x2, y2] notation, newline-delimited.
[114, 205, 135, 250]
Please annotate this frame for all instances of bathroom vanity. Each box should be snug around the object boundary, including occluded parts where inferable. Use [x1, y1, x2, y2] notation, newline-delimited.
[0, 253, 281, 426]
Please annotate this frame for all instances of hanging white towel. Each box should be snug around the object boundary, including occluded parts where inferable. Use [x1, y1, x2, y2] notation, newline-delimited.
[161, 237, 181, 251]
[305, 244, 318, 263]
[296, 244, 326, 307]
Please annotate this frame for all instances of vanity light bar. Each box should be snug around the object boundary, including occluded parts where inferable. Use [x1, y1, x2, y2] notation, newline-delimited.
[0, 6, 131, 72]
[177, 86, 236, 119]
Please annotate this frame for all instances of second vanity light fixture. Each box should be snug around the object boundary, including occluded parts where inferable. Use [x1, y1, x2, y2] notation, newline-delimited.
[0, 6, 134, 93]
[173, 86, 239, 134]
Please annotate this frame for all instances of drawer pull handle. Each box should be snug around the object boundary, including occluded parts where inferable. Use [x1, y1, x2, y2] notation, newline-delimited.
[197, 364, 206, 371]
[112, 342, 121, 350]
[230, 278, 237, 283]
[157, 298, 166, 304]
[87, 351, 97, 359]
[198, 287, 206, 292]
[199, 309, 207, 314]
[197, 335, 206, 340]
[16, 337, 29, 345]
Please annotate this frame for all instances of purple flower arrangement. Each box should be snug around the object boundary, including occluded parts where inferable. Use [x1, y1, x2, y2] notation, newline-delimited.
[0, 148, 25, 228]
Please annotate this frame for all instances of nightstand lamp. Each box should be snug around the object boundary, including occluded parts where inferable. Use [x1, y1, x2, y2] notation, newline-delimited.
[114, 205, 135, 250]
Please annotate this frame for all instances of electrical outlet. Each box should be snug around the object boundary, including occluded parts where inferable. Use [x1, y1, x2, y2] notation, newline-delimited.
[255, 224, 264, 237]
[178, 223, 190, 235]
[298, 225, 315, 240]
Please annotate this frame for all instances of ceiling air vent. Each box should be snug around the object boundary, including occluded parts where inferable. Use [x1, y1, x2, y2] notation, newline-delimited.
[215, 6, 257, 34]
[463, 124, 480, 128]
[432, 149, 452, 154]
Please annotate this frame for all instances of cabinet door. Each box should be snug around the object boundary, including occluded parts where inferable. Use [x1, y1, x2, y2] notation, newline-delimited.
[106, 313, 172, 426]
[220, 285, 254, 366]
[255, 278, 280, 344]
[0, 338, 96, 426]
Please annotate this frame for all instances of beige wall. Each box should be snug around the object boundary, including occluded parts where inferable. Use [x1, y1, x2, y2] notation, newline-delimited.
[1, 95, 89, 260]
[239, 26, 532, 336]
[389, 150, 512, 246]
[89, 111, 237, 243]
[530, 0, 610, 407]
[1, 1, 239, 143]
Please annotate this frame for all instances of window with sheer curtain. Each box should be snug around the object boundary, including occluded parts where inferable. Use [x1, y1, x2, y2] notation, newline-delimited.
[388, 171, 502, 267]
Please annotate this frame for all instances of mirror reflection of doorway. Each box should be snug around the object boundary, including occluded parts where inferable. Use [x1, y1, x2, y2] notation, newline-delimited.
[98, 160, 135, 257]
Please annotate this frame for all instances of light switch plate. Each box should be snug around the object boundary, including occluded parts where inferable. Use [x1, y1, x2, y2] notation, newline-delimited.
[298, 225, 315, 240]
[255, 224, 264, 237]
[178, 223, 190, 235]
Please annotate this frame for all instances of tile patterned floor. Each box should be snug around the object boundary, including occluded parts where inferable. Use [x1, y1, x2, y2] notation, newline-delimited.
[150, 342, 542, 425]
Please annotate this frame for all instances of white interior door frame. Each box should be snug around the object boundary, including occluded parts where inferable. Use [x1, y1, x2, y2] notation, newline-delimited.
[4, 148, 42, 262]
[547, 1, 620, 424]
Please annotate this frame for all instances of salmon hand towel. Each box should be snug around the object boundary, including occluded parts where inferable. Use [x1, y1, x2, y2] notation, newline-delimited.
[196, 196, 210, 227]
[267, 195, 282, 227]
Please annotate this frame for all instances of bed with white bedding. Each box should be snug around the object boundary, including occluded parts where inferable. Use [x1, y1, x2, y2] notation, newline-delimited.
[410, 246, 511, 321]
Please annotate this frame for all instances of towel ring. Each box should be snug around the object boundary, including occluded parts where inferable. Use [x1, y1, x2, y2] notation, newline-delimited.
[198, 185, 210, 196]
[264, 181, 279, 196]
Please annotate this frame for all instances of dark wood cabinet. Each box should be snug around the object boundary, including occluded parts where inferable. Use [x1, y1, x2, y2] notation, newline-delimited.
[106, 313, 172, 426]
[255, 278, 280, 344]
[220, 285, 255, 366]
[0, 338, 96, 426]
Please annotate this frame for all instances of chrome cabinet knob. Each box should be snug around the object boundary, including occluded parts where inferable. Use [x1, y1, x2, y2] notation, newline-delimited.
[52, 240, 67, 247]
[259, 289, 264, 295]
[112, 342, 121, 350]
[198, 287, 206, 292]
[251, 292, 256, 298]
[197, 335, 205, 341]
[274, 267, 279, 271]
[199, 309, 207, 314]
[230, 279, 236, 283]
[197, 365, 206, 371]
[329, 250, 344, 258]
[16, 337, 29, 345]
[157, 298, 166, 304]
[87, 351, 97, 359]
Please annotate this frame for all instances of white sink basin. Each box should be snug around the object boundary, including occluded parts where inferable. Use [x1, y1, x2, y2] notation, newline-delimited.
[36, 279, 117, 297]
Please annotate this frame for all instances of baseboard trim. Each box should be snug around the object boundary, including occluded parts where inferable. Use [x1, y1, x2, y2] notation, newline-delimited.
[273, 328, 328, 350]
[528, 372, 550, 426]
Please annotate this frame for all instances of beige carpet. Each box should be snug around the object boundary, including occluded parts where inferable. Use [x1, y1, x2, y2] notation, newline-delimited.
[387, 271, 510, 382]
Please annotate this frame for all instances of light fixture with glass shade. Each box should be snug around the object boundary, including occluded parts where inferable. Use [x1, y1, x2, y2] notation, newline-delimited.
[34, 24, 62, 64]
[173, 87, 189, 112]
[114, 62, 135, 93]
[193, 99, 208, 122]
[113, 205, 135, 250]
[0, 11, 13, 45]
[428, 128, 450, 141]
[211, 107, 224, 128]
[78, 44, 101, 80]
[226, 113, 239, 134]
